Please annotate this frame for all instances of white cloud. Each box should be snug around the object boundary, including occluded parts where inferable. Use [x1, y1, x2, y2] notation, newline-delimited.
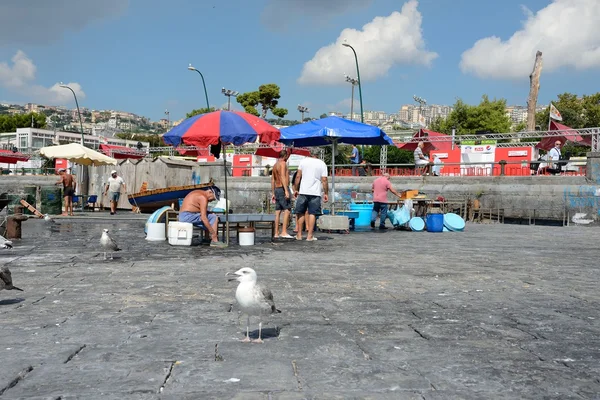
[326, 98, 353, 112]
[262, 0, 372, 30]
[0, 0, 128, 46]
[460, 0, 600, 79]
[0, 51, 85, 104]
[298, 0, 438, 85]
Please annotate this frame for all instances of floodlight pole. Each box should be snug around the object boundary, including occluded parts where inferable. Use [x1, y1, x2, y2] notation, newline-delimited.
[222, 88, 239, 111]
[297, 105, 310, 122]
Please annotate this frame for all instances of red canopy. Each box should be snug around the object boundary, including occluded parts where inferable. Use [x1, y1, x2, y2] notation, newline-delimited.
[0, 149, 30, 164]
[535, 121, 592, 151]
[175, 147, 210, 157]
[254, 142, 311, 159]
[99, 144, 146, 160]
[396, 129, 453, 153]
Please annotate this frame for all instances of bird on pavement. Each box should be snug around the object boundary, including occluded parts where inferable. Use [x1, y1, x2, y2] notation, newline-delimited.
[100, 229, 121, 260]
[0, 234, 13, 249]
[44, 214, 56, 223]
[0, 266, 23, 292]
[226, 267, 281, 343]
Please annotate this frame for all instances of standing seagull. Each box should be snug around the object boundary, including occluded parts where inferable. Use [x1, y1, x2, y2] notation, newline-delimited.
[226, 267, 281, 343]
[0, 234, 13, 249]
[100, 229, 121, 260]
[0, 267, 23, 291]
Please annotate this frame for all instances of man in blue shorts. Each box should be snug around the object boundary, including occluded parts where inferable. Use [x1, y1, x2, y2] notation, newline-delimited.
[178, 187, 226, 247]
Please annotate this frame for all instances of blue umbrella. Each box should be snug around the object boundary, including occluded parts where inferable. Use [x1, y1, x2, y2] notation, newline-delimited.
[280, 116, 394, 214]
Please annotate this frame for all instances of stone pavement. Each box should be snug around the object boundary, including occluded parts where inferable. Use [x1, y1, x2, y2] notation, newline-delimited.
[0, 217, 599, 399]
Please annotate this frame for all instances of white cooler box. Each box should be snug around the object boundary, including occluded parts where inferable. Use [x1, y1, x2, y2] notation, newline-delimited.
[168, 222, 194, 246]
[318, 215, 350, 231]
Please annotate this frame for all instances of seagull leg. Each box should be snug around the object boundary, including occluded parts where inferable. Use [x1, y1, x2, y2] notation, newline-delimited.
[103, 252, 107, 260]
[110, 252, 114, 260]
[241, 315, 251, 343]
[252, 320, 264, 343]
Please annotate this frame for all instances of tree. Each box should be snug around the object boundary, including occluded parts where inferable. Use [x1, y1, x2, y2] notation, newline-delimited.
[362, 146, 413, 165]
[429, 96, 512, 135]
[115, 132, 163, 147]
[0, 112, 47, 132]
[186, 107, 216, 118]
[319, 113, 327, 119]
[237, 84, 288, 119]
[535, 92, 600, 129]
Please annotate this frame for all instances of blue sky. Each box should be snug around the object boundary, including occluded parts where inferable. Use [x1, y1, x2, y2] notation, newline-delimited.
[1, 0, 599, 122]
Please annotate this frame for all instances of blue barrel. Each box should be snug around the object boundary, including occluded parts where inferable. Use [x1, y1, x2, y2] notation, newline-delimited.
[426, 213, 444, 232]
[40, 186, 62, 215]
[349, 203, 373, 227]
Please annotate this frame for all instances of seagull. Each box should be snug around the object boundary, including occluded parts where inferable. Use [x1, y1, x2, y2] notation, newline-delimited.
[0, 234, 13, 249]
[44, 214, 56, 223]
[226, 267, 281, 343]
[100, 229, 121, 260]
[0, 267, 23, 292]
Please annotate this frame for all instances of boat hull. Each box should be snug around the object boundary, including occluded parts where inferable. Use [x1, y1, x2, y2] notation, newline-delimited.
[128, 181, 215, 213]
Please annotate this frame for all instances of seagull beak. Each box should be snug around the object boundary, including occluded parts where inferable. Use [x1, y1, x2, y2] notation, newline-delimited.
[225, 272, 238, 282]
[12, 286, 23, 291]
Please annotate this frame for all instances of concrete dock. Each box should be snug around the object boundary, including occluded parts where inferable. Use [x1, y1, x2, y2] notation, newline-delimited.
[0, 217, 599, 399]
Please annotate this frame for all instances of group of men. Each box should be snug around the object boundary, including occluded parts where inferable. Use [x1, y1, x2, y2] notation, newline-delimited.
[55, 168, 126, 216]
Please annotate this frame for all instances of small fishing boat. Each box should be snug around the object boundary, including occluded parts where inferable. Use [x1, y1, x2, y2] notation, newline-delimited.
[127, 179, 215, 213]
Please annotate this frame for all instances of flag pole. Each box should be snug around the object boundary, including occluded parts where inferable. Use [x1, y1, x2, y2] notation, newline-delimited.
[548, 103, 552, 132]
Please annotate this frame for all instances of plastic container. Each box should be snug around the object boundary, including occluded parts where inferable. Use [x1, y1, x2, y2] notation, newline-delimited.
[23, 186, 37, 215]
[349, 203, 374, 227]
[146, 222, 166, 241]
[444, 213, 466, 232]
[426, 213, 444, 232]
[409, 217, 425, 231]
[168, 222, 193, 246]
[238, 227, 255, 246]
[40, 186, 62, 215]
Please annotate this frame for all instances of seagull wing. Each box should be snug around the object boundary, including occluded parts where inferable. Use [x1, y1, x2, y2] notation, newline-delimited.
[0, 235, 13, 249]
[257, 284, 281, 314]
[104, 233, 121, 251]
[0, 267, 13, 286]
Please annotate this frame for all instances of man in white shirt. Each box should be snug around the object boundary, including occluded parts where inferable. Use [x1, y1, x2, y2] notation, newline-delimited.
[548, 140, 562, 171]
[104, 170, 126, 215]
[294, 155, 328, 241]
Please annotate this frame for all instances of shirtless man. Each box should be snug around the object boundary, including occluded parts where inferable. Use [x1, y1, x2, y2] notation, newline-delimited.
[178, 187, 226, 247]
[271, 150, 293, 239]
[55, 168, 76, 216]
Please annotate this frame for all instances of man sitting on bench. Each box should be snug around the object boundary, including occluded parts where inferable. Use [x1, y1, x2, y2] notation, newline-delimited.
[179, 187, 226, 247]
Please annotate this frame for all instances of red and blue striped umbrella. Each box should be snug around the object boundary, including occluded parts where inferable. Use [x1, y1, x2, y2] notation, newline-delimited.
[163, 110, 280, 148]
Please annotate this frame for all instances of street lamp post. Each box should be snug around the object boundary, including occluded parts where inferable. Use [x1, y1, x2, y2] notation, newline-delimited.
[164, 109, 170, 130]
[59, 82, 88, 197]
[344, 74, 358, 121]
[297, 105, 309, 122]
[188, 64, 210, 111]
[342, 43, 363, 123]
[59, 83, 84, 145]
[413, 95, 427, 127]
[221, 88, 239, 111]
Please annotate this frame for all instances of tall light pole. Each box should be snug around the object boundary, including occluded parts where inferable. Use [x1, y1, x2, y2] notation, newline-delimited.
[164, 109, 170, 130]
[297, 105, 309, 122]
[413, 95, 427, 127]
[59, 82, 87, 196]
[59, 83, 84, 145]
[344, 74, 358, 121]
[188, 64, 210, 111]
[342, 43, 363, 123]
[221, 88, 239, 111]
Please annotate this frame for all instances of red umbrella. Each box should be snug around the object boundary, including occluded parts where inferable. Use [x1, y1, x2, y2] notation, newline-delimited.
[0, 149, 30, 164]
[536, 121, 591, 150]
[396, 129, 453, 154]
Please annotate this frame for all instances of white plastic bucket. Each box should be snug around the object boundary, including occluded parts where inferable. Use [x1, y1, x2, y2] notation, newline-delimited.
[168, 222, 193, 246]
[239, 227, 255, 246]
[146, 222, 166, 241]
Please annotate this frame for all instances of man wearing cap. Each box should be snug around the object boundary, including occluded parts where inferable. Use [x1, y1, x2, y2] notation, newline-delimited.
[179, 187, 226, 247]
[55, 168, 76, 216]
[104, 170, 126, 215]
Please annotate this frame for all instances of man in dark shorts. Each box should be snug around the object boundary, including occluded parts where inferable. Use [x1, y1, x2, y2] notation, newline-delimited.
[55, 168, 76, 216]
[271, 150, 293, 239]
[179, 187, 226, 247]
[294, 153, 328, 241]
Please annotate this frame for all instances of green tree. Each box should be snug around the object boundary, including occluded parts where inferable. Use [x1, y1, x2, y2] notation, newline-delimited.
[319, 113, 327, 119]
[186, 107, 216, 118]
[514, 122, 527, 132]
[0, 112, 47, 132]
[237, 84, 288, 118]
[429, 96, 512, 135]
[536, 92, 600, 129]
[362, 145, 413, 165]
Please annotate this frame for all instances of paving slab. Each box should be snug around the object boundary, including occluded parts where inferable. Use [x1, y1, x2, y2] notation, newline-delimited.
[0, 217, 599, 399]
